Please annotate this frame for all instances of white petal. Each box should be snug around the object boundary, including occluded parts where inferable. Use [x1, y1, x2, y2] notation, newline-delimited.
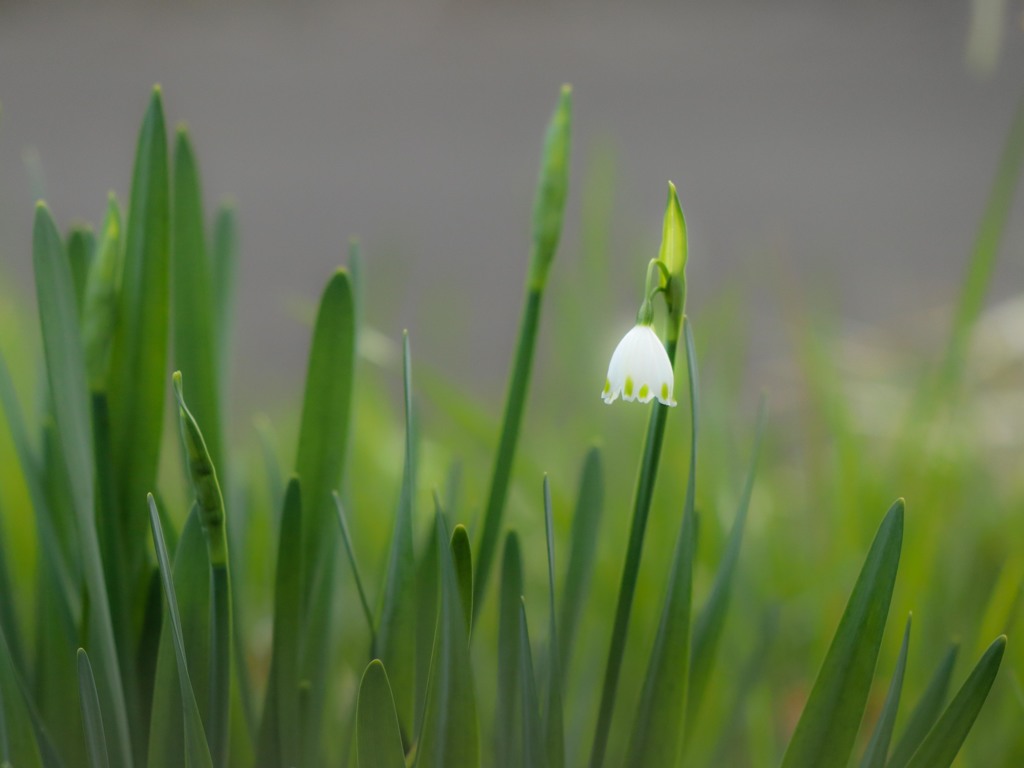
[601, 324, 676, 406]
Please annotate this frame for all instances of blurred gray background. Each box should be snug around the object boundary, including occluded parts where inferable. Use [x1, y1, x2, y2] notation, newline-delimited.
[1, 0, 1023, 406]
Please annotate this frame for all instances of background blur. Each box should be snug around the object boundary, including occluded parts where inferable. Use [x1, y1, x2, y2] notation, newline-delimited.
[2, 0, 1023, 412]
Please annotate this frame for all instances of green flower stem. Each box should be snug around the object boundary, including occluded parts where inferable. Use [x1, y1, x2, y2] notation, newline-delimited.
[589, 326, 683, 768]
[473, 288, 543, 620]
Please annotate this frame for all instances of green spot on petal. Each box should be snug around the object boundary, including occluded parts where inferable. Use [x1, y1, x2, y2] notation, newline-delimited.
[639, 384, 649, 400]
[603, 379, 611, 394]
[661, 383, 669, 401]
[625, 377, 634, 397]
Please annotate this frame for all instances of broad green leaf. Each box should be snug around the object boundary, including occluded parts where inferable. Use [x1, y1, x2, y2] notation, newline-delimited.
[108, 86, 171, 585]
[147, 495, 213, 768]
[416, 507, 479, 768]
[147, 510, 212, 768]
[334, 492, 376, 644]
[294, 268, 355, 763]
[519, 600, 546, 768]
[474, 85, 573, 618]
[450, 525, 473, 637]
[687, 397, 766, 735]
[495, 532, 523, 768]
[172, 128, 223, 474]
[780, 499, 904, 768]
[859, 615, 911, 768]
[626, 319, 699, 766]
[557, 447, 603, 673]
[33, 202, 133, 767]
[66, 226, 94, 318]
[905, 635, 1006, 768]
[0, 627, 43, 768]
[255, 478, 303, 768]
[541, 477, 564, 768]
[377, 331, 416, 738]
[77, 650, 110, 768]
[356, 660, 405, 768]
[886, 642, 959, 768]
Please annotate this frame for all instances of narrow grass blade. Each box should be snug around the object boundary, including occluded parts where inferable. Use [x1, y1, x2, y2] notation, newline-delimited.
[687, 397, 766, 734]
[557, 446, 603, 673]
[780, 499, 905, 768]
[82, 194, 121, 391]
[356, 660, 405, 768]
[450, 525, 473, 638]
[541, 477, 564, 768]
[377, 331, 416, 737]
[905, 635, 1007, 768]
[626, 319, 699, 766]
[108, 87, 171, 585]
[147, 495, 213, 768]
[210, 203, 237, 370]
[333, 492, 376, 646]
[172, 128, 223, 473]
[146, 509, 212, 768]
[66, 226, 94, 318]
[415, 504, 479, 768]
[414, 521, 439, 737]
[886, 643, 959, 768]
[77, 650, 110, 768]
[294, 268, 355, 762]
[859, 614, 911, 768]
[0, 627, 43, 768]
[473, 85, 573, 618]
[495, 532, 523, 768]
[255, 477, 303, 768]
[519, 600, 547, 768]
[33, 201, 133, 767]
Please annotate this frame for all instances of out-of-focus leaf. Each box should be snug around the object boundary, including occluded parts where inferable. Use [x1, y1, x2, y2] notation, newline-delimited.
[82, 195, 121, 392]
[0, 626, 43, 768]
[77, 650, 110, 768]
[859, 615, 911, 768]
[66, 226, 94, 318]
[495, 532, 523, 768]
[450, 525, 473, 638]
[519, 600, 546, 768]
[414, 521, 438, 737]
[210, 203, 237, 372]
[780, 499, 904, 768]
[147, 495, 213, 768]
[415, 506, 479, 768]
[905, 635, 1006, 768]
[378, 331, 416, 738]
[541, 477, 564, 768]
[886, 643, 959, 768]
[334, 493, 375, 644]
[356, 660, 405, 768]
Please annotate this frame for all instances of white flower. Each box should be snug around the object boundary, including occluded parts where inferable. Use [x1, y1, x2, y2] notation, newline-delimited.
[601, 324, 677, 406]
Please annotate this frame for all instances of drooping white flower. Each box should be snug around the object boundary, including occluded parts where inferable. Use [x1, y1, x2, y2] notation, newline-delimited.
[601, 324, 677, 406]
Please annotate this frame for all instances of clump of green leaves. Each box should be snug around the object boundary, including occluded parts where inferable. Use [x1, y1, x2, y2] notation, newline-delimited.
[0, 85, 1013, 768]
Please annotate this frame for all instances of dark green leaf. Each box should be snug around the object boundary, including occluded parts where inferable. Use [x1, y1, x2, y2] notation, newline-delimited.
[82, 195, 121, 391]
[519, 600, 546, 768]
[495, 533, 523, 768]
[780, 499, 904, 768]
[886, 642, 959, 768]
[66, 226, 94, 319]
[334, 492, 375, 645]
[77, 650, 109, 768]
[210, 203, 237, 374]
[356, 660, 405, 768]
[859, 615, 911, 768]
[450, 525, 473, 638]
[541, 477, 564, 768]
[0, 626, 43, 768]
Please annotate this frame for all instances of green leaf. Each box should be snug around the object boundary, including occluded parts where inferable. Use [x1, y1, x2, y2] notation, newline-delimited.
[77, 650, 110, 768]
[886, 642, 959, 768]
[495, 533, 523, 768]
[108, 86, 171, 585]
[334, 492, 376, 645]
[905, 635, 1006, 768]
[625, 319, 699, 766]
[172, 128, 223, 474]
[146, 509, 212, 768]
[33, 201, 133, 767]
[780, 499, 904, 768]
[356, 661, 405, 768]
[377, 331, 417, 738]
[82, 195, 122, 391]
[66, 226, 95, 319]
[415, 506, 479, 768]
[558, 447, 603, 673]
[859, 615, 911, 768]
[450, 525, 473, 638]
[210, 203, 237, 372]
[474, 85, 574, 619]
[687, 397, 766, 734]
[519, 600, 547, 768]
[294, 268, 355, 763]
[0, 626, 43, 768]
[255, 478, 303, 768]
[541, 477, 564, 768]
[147, 495, 214, 768]
[414, 521, 439, 738]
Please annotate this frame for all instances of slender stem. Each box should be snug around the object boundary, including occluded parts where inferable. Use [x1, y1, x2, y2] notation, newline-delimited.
[589, 333, 680, 768]
[473, 288, 543, 622]
[209, 565, 231, 768]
